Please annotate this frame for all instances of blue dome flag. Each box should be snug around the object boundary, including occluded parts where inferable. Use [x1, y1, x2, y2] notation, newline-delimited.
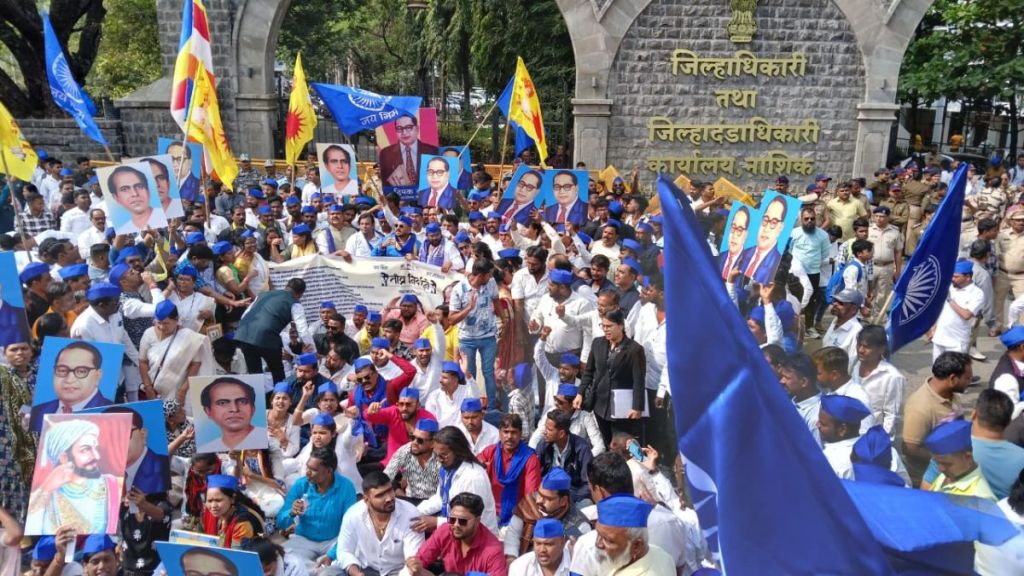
[657, 174, 892, 574]
[887, 163, 968, 353]
[41, 12, 107, 145]
[311, 83, 422, 136]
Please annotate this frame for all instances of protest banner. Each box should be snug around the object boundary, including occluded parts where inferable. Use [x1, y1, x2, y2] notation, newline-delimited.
[496, 165, 542, 227]
[97, 162, 168, 234]
[267, 254, 463, 322]
[156, 542, 263, 576]
[127, 154, 185, 219]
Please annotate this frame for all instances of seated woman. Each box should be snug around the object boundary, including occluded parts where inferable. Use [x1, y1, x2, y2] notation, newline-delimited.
[139, 300, 214, 402]
[283, 412, 364, 495]
[182, 453, 219, 532]
[268, 382, 301, 458]
[224, 447, 287, 523]
[202, 474, 266, 549]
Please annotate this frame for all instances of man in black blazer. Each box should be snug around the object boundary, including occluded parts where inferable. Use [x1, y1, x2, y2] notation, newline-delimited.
[577, 308, 647, 446]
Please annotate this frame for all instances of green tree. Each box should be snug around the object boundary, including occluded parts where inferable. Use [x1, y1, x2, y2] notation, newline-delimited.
[87, 0, 161, 100]
[898, 0, 1024, 156]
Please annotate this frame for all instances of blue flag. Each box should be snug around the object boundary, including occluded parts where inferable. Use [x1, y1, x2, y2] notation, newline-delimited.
[496, 77, 535, 158]
[311, 84, 422, 136]
[888, 163, 968, 352]
[42, 13, 107, 145]
[658, 174, 892, 574]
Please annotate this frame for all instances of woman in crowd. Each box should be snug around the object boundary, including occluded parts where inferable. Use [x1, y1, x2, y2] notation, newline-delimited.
[212, 240, 256, 327]
[139, 300, 213, 402]
[234, 230, 270, 296]
[203, 474, 266, 549]
[0, 358, 36, 522]
[267, 382, 301, 458]
[494, 251, 527, 402]
[577, 308, 647, 445]
[283, 412, 364, 494]
[164, 399, 195, 458]
[167, 265, 215, 333]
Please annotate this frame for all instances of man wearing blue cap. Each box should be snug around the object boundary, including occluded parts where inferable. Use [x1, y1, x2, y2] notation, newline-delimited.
[504, 467, 591, 562]
[341, 211, 384, 260]
[584, 494, 674, 574]
[508, 518, 571, 575]
[850, 425, 910, 486]
[408, 313, 447, 397]
[20, 261, 52, 326]
[926, 419, 996, 500]
[455, 396, 499, 455]
[991, 326, 1024, 415]
[932, 259, 985, 362]
[365, 386, 436, 465]
[315, 202, 357, 256]
[418, 221, 461, 271]
[424, 360, 480, 428]
[818, 394, 872, 479]
[383, 294, 430, 347]
[529, 267, 595, 372]
[383, 418, 442, 504]
[373, 214, 420, 258]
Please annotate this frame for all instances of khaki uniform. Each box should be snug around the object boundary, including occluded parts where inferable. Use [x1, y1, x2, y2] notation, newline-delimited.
[920, 191, 946, 214]
[994, 228, 1024, 329]
[868, 223, 904, 314]
[880, 198, 910, 231]
[904, 180, 932, 226]
[868, 180, 891, 203]
[905, 221, 926, 258]
[970, 186, 1009, 218]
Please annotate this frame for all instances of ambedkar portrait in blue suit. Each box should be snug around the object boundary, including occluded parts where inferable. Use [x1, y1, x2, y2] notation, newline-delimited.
[31, 340, 115, 432]
[542, 169, 589, 226]
[417, 156, 458, 211]
[742, 195, 790, 285]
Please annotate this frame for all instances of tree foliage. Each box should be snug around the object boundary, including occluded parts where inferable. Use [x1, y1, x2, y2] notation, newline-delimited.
[0, 0, 106, 117]
[87, 0, 161, 100]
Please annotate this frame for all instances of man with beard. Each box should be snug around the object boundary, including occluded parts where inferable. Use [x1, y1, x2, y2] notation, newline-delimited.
[316, 204, 357, 256]
[341, 212, 384, 260]
[417, 222, 462, 271]
[383, 294, 430, 346]
[508, 518, 572, 576]
[789, 205, 831, 338]
[478, 414, 541, 529]
[504, 468, 591, 561]
[365, 388, 436, 465]
[411, 492, 506, 575]
[582, 494, 674, 575]
[383, 418, 442, 505]
[26, 419, 120, 534]
[329, 471, 424, 574]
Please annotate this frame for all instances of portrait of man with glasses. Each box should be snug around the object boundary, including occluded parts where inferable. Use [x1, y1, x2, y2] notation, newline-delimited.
[417, 155, 458, 211]
[542, 169, 589, 225]
[497, 167, 544, 227]
[31, 339, 115, 432]
[743, 193, 799, 284]
[378, 114, 439, 189]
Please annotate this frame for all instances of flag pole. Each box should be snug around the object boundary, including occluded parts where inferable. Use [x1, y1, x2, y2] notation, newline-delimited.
[457, 98, 500, 163]
[176, 67, 203, 186]
[0, 154, 35, 260]
[871, 291, 895, 325]
[496, 118, 511, 188]
[101, 144, 117, 164]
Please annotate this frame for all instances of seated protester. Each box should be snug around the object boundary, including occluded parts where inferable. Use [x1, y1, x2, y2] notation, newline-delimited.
[418, 222, 463, 271]
[424, 361, 479, 428]
[608, 432, 660, 502]
[182, 453, 220, 531]
[383, 418, 442, 506]
[346, 303, 368, 339]
[244, 538, 308, 576]
[346, 354, 416, 466]
[164, 398, 196, 458]
[267, 382, 301, 458]
[413, 426, 498, 534]
[284, 413, 364, 495]
[410, 492, 507, 576]
[285, 353, 332, 445]
[202, 474, 266, 549]
[364, 387, 436, 466]
[278, 447, 358, 568]
[818, 395, 872, 479]
[327, 472, 424, 575]
[528, 383, 605, 457]
[533, 338, 584, 427]
[504, 468, 591, 561]
[354, 311, 382, 355]
[926, 419, 997, 500]
[372, 215, 419, 258]
[509, 518, 572, 576]
[971, 389, 1024, 499]
[320, 341, 355, 393]
[319, 312, 360, 364]
[456, 397, 500, 456]
[505, 363, 536, 439]
[583, 494, 675, 575]
[779, 352, 823, 446]
[382, 294, 430, 347]
[535, 409, 593, 503]
[850, 425, 911, 487]
[478, 413, 542, 529]
[812, 346, 876, 434]
[32, 531, 80, 576]
[380, 320, 415, 362]
[78, 535, 119, 576]
[308, 301, 336, 349]
[223, 446, 287, 520]
[293, 381, 345, 428]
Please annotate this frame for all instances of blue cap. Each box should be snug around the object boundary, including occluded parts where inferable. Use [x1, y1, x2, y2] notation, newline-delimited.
[621, 238, 641, 253]
[176, 263, 198, 278]
[620, 258, 641, 274]
[236, 228, 252, 240]
[272, 382, 291, 395]
[249, 188, 265, 199]
[576, 232, 592, 245]
[59, 168, 73, 177]
[400, 294, 419, 305]
[608, 200, 624, 215]
[185, 231, 205, 245]
[322, 194, 336, 204]
[19, 262, 50, 284]
[541, 468, 572, 491]
[371, 336, 390, 349]
[649, 215, 663, 224]
[312, 412, 335, 427]
[399, 387, 420, 400]
[556, 383, 578, 398]
[108, 263, 131, 285]
[468, 211, 484, 221]
[924, 419, 972, 455]
[285, 195, 300, 206]
[194, 194, 206, 205]
[292, 223, 311, 235]
[317, 382, 339, 396]
[354, 195, 375, 206]
[328, 204, 345, 213]
[105, 226, 116, 238]
[637, 222, 653, 233]
[405, 207, 422, 215]
[461, 397, 482, 413]
[58, 263, 88, 280]
[257, 205, 272, 215]
[603, 218, 621, 229]
[367, 311, 382, 323]
[320, 301, 336, 309]
[33, 537, 57, 561]
[414, 338, 431, 350]
[455, 230, 471, 244]
[301, 206, 317, 215]
[820, 394, 871, 424]
[117, 246, 141, 262]
[416, 418, 439, 433]
[212, 240, 234, 256]
[442, 360, 463, 380]
[263, 178, 279, 188]
[853, 425, 892, 469]
[37, 149, 48, 159]
[353, 304, 369, 314]
[398, 216, 413, 226]
[559, 353, 580, 367]
[954, 260, 974, 275]
[549, 268, 573, 285]
[468, 190, 489, 202]
[498, 248, 519, 260]
[498, 223, 511, 233]
[513, 363, 531, 389]
[154, 300, 177, 321]
[814, 173, 831, 182]
[207, 474, 239, 490]
[296, 352, 318, 366]
[375, 210, 385, 219]
[748, 306, 765, 325]
[311, 192, 322, 201]
[79, 535, 115, 556]
[1001, 326, 1024, 349]
[597, 494, 654, 528]
[852, 463, 906, 487]
[424, 222, 441, 234]
[353, 357, 373, 371]
[533, 518, 565, 539]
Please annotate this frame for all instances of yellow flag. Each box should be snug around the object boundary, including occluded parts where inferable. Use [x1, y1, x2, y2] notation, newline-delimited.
[0, 102, 38, 181]
[599, 165, 621, 192]
[713, 176, 756, 207]
[673, 174, 692, 192]
[186, 70, 239, 190]
[285, 53, 317, 167]
[507, 57, 547, 164]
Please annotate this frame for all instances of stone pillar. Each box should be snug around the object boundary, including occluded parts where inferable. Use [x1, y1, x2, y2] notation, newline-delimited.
[234, 94, 278, 159]
[853, 102, 900, 178]
[572, 98, 613, 169]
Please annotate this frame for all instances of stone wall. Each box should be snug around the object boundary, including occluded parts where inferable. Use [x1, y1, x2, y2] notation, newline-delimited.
[605, 0, 865, 192]
[15, 118, 125, 163]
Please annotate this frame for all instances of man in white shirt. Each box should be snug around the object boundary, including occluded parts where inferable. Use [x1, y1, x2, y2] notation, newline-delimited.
[424, 361, 477, 428]
[455, 397, 498, 455]
[70, 282, 141, 397]
[813, 346, 877, 435]
[508, 518, 572, 576]
[992, 326, 1024, 420]
[60, 189, 92, 235]
[342, 212, 384, 260]
[76, 209, 109, 257]
[780, 352, 823, 445]
[852, 325, 906, 441]
[528, 268, 595, 364]
[511, 246, 550, 321]
[823, 288, 864, 371]
[819, 394, 872, 479]
[932, 259, 985, 361]
[330, 471, 423, 575]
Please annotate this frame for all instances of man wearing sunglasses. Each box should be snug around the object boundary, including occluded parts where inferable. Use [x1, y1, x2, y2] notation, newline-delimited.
[411, 492, 507, 576]
[31, 340, 112, 431]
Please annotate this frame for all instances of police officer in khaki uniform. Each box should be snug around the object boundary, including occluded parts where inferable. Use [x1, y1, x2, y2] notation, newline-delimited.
[905, 204, 937, 258]
[880, 184, 910, 233]
[995, 208, 1024, 332]
[868, 206, 904, 314]
[969, 177, 1010, 220]
[868, 169, 891, 204]
[920, 181, 948, 214]
[902, 167, 935, 230]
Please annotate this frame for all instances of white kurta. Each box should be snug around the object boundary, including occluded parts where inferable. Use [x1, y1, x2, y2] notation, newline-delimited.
[416, 460, 498, 534]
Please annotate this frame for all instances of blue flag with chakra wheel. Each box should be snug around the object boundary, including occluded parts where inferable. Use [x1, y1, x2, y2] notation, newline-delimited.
[887, 163, 968, 353]
[311, 84, 422, 136]
[656, 174, 893, 574]
[41, 12, 107, 145]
